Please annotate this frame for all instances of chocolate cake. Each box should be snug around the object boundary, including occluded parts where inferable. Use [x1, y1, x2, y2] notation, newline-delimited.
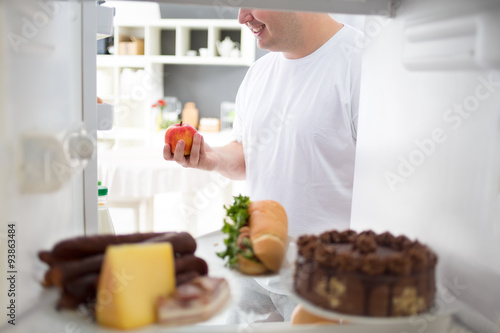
[293, 230, 437, 317]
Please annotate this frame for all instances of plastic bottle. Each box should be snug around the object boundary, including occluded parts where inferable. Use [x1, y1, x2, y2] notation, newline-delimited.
[98, 184, 115, 235]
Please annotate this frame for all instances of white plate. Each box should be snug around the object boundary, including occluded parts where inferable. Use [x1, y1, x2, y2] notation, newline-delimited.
[287, 289, 456, 325]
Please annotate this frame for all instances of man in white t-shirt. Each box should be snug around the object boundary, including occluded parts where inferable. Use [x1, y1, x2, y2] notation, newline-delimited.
[164, 8, 363, 323]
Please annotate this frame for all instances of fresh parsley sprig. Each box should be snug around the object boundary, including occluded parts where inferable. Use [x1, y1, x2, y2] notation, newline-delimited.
[217, 195, 251, 269]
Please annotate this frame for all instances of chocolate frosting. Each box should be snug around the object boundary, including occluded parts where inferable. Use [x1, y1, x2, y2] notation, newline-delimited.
[296, 229, 437, 276]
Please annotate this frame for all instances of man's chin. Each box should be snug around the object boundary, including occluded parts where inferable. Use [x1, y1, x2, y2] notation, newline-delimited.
[256, 40, 275, 52]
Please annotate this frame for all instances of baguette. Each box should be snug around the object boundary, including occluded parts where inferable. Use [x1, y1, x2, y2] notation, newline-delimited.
[218, 195, 288, 275]
[237, 254, 268, 275]
[248, 201, 288, 272]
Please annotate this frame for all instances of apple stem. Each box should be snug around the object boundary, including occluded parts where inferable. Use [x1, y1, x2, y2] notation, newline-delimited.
[180, 121, 183, 126]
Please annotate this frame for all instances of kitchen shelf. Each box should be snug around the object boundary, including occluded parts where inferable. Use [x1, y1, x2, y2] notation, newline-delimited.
[148, 55, 253, 66]
[99, 19, 255, 66]
[98, 55, 253, 67]
[97, 55, 148, 68]
[96, 18, 255, 148]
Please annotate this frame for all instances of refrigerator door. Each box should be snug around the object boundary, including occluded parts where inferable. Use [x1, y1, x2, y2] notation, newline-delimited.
[0, 0, 98, 325]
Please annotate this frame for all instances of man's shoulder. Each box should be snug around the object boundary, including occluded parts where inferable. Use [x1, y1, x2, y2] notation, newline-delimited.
[342, 23, 364, 36]
[330, 24, 365, 62]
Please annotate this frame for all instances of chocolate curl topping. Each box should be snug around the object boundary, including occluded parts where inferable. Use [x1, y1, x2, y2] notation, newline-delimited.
[336, 252, 359, 272]
[354, 233, 377, 254]
[408, 247, 429, 273]
[314, 244, 337, 268]
[297, 235, 317, 248]
[358, 230, 377, 238]
[318, 231, 333, 244]
[394, 235, 413, 251]
[376, 231, 396, 247]
[360, 253, 386, 275]
[387, 253, 412, 275]
[300, 242, 317, 260]
[297, 229, 437, 276]
[338, 230, 357, 243]
[329, 230, 342, 243]
[427, 250, 438, 266]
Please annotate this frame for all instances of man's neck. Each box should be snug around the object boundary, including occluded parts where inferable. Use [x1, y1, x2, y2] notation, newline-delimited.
[283, 15, 344, 60]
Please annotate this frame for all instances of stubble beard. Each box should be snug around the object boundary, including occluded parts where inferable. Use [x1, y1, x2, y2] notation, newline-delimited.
[259, 14, 305, 57]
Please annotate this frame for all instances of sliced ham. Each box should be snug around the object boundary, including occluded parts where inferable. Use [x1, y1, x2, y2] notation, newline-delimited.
[157, 276, 230, 325]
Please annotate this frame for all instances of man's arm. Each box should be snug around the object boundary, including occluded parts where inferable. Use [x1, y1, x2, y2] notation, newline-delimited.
[163, 133, 246, 180]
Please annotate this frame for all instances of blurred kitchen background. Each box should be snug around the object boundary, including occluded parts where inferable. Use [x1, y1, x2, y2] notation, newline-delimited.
[96, 1, 365, 238]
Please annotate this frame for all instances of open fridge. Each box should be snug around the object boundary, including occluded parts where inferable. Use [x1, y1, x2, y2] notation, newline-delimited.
[0, 0, 499, 332]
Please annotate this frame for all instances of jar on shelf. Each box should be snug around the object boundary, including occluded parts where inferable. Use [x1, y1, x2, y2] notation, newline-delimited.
[181, 102, 199, 129]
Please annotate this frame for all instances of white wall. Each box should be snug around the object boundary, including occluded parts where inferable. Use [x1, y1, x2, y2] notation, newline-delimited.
[351, 0, 500, 331]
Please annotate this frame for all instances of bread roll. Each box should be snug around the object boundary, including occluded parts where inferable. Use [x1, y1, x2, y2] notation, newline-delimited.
[237, 254, 268, 275]
[217, 195, 288, 275]
[248, 200, 288, 272]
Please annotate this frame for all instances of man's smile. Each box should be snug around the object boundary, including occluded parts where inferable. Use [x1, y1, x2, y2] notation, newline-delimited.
[247, 23, 266, 36]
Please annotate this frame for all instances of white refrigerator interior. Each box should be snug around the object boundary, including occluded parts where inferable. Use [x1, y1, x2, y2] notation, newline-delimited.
[351, 0, 500, 332]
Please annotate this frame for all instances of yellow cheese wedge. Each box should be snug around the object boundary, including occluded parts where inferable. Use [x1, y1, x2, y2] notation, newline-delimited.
[95, 242, 176, 330]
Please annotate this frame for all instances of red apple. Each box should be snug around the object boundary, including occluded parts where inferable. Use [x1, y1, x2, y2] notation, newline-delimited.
[164, 121, 197, 156]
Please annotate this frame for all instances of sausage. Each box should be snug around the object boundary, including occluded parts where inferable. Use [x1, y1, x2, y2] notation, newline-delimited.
[175, 255, 208, 276]
[43, 232, 202, 312]
[38, 250, 74, 267]
[50, 232, 168, 259]
[145, 232, 197, 255]
[175, 271, 200, 286]
[50, 254, 104, 287]
[50, 232, 196, 260]
[57, 292, 83, 310]
[50, 251, 206, 289]
[38, 250, 54, 266]
[42, 269, 54, 287]
[63, 273, 99, 303]
[60, 269, 204, 307]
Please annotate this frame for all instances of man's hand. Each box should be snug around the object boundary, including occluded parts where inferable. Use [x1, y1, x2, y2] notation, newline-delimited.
[163, 134, 246, 180]
[163, 133, 218, 171]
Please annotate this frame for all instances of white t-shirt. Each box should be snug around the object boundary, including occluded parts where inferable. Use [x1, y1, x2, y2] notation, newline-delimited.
[233, 25, 363, 238]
